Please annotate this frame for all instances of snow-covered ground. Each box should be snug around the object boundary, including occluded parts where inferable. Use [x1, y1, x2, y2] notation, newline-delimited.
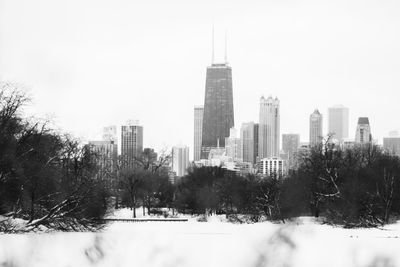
[1, 213, 400, 267]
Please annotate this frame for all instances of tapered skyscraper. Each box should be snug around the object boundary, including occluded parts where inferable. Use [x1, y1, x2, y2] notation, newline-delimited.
[258, 96, 280, 159]
[355, 117, 372, 144]
[309, 109, 323, 147]
[200, 33, 234, 159]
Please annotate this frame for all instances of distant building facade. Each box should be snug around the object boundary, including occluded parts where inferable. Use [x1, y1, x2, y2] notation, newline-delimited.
[383, 137, 400, 157]
[103, 125, 117, 142]
[172, 145, 190, 177]
[309, 109, 323, 147]
[259, 96, 280, 159]
[89, 140, 118, 175]
[282, 134, 300, 170]
[225, 128, 242, 161]
[341, 139, 356, 150]
[201, 63, 234, 159]
[259, 157, 286, 178]
[121, 121, 143, 169]
[207, 147, 228, 167]
[328, 105, 349, 141]
[355, 117, 372, 144]
[194, 105, 204, 161]
[240, 122, 259, 164]
[254, 123, 259, 163]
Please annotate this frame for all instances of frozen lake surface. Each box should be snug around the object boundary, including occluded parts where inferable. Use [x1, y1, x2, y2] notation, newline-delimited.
[1, 216, 400, 267]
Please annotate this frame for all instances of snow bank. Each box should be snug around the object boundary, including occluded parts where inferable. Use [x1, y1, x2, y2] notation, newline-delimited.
[0, 216, 49, 233]
[1, 217, 400, 267]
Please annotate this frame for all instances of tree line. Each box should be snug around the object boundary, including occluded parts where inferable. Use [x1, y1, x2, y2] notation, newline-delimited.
[112, 134, 400, 228]
[0, 84, 109, 231]
[172, 138, 400, 227]
[0, 84, 175, 231]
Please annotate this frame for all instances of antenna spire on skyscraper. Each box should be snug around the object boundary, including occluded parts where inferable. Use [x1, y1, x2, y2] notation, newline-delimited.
[224, 29, 228, 64]
[211, 25, 215, 64]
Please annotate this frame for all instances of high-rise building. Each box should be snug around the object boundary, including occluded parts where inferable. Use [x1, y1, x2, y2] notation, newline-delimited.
[103, 125, 117, 142]
[121, 121, 143, 169]
[259, 157, 286, 178]
[355, 117, 372, 144]
[309, 109, 323, 147]
[225, 128, 242, 161]
[201, 62, 234, 159]
[172, 145, 190, 178]
[259, 96, 280, 159]
[254, 123, 259, 163]
[89, 125, 118, 179]
[383, 134, 400, 157]
[282, 134, 300, 170]
[240, 122, 259, 164]
[328, 105, 349, 141]
[89, 140, 118, 175]
[194, 106, 204, 161]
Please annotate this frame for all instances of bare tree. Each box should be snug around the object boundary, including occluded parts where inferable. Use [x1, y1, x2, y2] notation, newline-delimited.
[301, 134, 343, 217]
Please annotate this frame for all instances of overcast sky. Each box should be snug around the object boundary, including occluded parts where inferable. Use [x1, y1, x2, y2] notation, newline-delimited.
[1, 0, 399, 158]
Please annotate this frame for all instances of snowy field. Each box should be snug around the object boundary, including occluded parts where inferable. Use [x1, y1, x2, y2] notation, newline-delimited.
[1, 212, 400, 267]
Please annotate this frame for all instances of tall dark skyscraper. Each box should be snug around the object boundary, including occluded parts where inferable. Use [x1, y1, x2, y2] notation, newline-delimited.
[200, 30, 234, 159]
[200, 63, 234, 159]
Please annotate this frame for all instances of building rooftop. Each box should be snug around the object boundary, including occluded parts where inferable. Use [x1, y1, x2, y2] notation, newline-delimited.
[357, 117, 369, 125]
[312, 109, 321, 115]
[329, 104, 348, 109]
[260, 95, 279, 104]
[384, 136, 400, 140]
[209, 63, 230, 68]
[126, 120, 140, 126]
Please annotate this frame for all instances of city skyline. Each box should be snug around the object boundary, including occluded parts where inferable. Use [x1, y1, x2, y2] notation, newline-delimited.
[2, 1, 400, 263]
[1, 0, 400, 159]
